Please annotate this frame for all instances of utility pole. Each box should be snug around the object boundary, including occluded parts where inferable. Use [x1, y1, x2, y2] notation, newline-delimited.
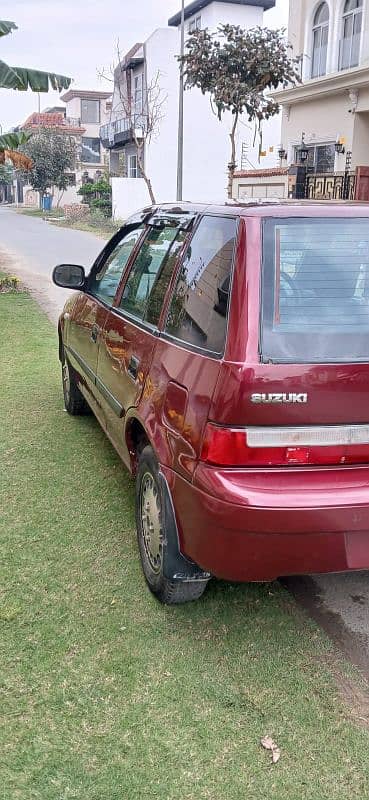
[176, 0, 185, 202]
[37, 92, 41, 133]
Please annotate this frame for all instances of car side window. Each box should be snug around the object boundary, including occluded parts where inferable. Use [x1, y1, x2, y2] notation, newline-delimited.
[119, 225, 186, 324]
[89, 226, 144, 303]
[164, 215, 237, 355]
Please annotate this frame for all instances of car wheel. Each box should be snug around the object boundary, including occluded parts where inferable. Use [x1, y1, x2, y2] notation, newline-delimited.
[61, 347, 89, 416]
[136, 445, 208, 604]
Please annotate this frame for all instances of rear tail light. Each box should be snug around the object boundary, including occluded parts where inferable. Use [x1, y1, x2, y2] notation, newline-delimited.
[200, 423, 369, 467]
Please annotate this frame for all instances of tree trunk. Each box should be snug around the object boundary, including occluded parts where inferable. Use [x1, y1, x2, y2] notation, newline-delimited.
[227, 112, 239, 200]
[137, 145, 156, 205]
[56, 189, 64, 208]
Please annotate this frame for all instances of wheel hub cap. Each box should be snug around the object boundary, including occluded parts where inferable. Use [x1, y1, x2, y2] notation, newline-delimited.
[140, 473, 163, 574]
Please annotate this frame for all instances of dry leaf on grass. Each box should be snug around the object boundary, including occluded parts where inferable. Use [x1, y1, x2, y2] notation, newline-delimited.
[261, 735, 281, 764]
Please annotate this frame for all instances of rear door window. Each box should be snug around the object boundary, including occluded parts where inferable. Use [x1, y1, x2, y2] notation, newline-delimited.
[261, 218, 369, 363]
[119, 224, 186, 324]
[164, 215, 237, 355]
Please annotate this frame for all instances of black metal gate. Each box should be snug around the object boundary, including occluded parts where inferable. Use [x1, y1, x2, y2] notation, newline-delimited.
[305, 171, 356, 200]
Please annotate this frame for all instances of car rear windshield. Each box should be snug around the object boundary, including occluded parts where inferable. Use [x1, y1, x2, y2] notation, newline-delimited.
[261, 217, 369, 363]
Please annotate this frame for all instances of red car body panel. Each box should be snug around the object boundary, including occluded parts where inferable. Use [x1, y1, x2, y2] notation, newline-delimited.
[57, 201, 369, 582]
[163, 463, 369, 580]
[142, 337, 221, 480]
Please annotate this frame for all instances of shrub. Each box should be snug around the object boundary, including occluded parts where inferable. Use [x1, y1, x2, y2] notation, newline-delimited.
[78, 177, 112, 217]
[0, 274, 21, 293]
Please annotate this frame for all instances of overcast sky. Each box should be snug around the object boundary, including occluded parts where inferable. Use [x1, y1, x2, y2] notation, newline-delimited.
[0, 0, 289, 131]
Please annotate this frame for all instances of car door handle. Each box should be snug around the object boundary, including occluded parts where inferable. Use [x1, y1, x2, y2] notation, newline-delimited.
[128, 355, 140, 380]
[91, 323, 100, 344]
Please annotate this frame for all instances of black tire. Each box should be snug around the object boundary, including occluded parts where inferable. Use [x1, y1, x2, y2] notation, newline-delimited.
[136, 445, 209, 604]
[61, 346, 89, 416]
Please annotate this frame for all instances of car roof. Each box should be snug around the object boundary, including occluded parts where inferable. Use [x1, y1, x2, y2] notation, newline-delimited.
[154, 200, 369, 219]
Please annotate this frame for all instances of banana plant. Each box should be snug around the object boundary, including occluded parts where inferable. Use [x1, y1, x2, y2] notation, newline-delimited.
[0, 20, 71, 92]
[0, 131, 33, 169]
[0, 19, 71, 155]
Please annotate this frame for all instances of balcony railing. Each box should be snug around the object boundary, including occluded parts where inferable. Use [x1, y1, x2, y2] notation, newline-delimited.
[100, 117, 130, 141]
[64, 116, 82, 127]
[100, 115, 146, 148]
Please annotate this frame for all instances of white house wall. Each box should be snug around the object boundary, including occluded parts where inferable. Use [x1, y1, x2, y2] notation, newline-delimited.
[112, 177, 149, 218]
[144, 28, 180, 203]
[65, 96, 81, 119]
[200, 1, 262, 29]
[112, 3, 281, 217]
[181, 2, 275, 201]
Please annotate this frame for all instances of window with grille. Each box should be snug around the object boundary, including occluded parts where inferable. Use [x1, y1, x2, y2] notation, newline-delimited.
[294, 143, 335, 174]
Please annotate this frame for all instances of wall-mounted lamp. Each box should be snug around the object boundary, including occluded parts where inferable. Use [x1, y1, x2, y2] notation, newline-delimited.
[335, 140, 345, 155]
[298, 133, 309, 163]
[278, 146, 287, 161]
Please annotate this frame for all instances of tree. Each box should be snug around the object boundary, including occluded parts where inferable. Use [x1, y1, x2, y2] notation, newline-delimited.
[180, 25, 300, 197]
[101, 52, 167, 205]
[0, 160, 14, 202]
[120, 70, 167, 204]
[20, 129, 76, 206]
[0, 162, 13, 182]
[0, 19, 71, 154]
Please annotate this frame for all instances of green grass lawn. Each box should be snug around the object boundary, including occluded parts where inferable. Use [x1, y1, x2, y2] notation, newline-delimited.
[17, 207, 120, 239]
[17, 208, 65, 219]
[58, 215, 120, 239]
[2, 291, 369, 800]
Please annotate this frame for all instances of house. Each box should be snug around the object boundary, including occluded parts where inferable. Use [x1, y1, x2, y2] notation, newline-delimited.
[17, 89, 111, 206]
[100, 0, 276, 219]
[60, 89, 112, 187]
[274, 0, 369, 185]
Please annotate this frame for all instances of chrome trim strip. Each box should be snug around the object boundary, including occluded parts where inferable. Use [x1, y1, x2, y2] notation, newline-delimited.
[65, 344, 96, 385]
[95, 377, 124, 418]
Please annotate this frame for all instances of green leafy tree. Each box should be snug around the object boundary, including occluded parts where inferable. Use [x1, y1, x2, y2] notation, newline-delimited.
[20, 129, 76, 206]
[0, 162, 13, 182]
[0, 160, 14, 201]
[180, 25, 300, 197]
[0, 19, 71, 155]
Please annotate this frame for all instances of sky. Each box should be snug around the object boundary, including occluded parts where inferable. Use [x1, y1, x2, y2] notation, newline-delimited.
[0, 0, 289, 131]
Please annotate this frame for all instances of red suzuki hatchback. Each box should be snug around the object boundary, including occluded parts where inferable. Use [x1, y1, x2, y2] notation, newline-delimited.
[53, 201, 369, 603]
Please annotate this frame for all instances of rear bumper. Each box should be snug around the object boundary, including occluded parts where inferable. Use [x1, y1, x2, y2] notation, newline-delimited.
[162, 464, 369, 581]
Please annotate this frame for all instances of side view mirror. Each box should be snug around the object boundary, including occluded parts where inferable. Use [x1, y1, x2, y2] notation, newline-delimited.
[52, 264, 86, 289]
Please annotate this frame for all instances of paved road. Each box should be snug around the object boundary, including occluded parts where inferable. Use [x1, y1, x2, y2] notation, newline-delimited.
[0, 206, 105, 323]
[284, 573, 369, 677]
[2, 205, 369, 675]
